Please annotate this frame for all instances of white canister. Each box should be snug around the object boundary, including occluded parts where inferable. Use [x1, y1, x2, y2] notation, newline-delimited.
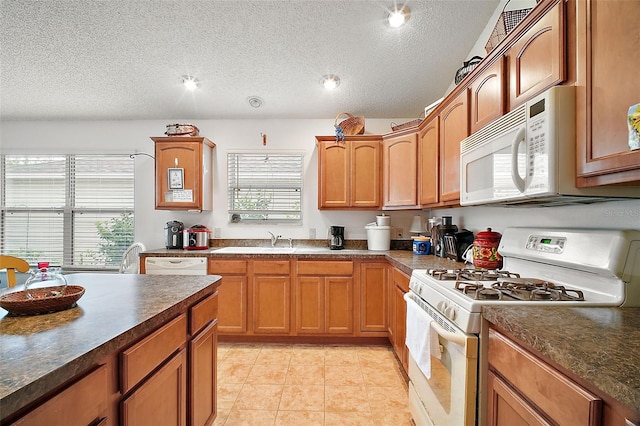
[365, 223, 391, 251]
[376, 214, 391, 226]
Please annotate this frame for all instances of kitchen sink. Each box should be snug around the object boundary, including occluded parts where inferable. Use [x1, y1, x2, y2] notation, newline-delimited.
[212, 247, 297, 254]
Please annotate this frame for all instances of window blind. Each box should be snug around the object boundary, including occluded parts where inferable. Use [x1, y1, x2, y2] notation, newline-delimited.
[227, 153, 303, 223]
[1, 155, 134, 268]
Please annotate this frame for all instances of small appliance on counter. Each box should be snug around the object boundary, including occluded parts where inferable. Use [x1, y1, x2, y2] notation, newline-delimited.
[183, 224, 210, 250]
[165, 220, 184, 249]
[443, 230, 474, 262]
[365, 222, 391, 251]
[434, 216, 457, 257]
[328, 226, 345, 250]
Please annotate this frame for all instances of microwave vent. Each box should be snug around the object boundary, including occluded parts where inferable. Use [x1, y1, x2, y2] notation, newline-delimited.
[461, 103, 527, 153]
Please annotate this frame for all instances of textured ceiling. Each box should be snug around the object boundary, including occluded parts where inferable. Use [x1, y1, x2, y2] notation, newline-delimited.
[1, 0, 499, 121]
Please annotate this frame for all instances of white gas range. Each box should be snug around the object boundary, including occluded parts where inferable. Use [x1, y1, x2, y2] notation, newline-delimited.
[405, 227, 640, 426]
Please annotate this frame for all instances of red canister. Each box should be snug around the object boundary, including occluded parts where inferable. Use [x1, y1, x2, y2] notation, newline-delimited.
[472, 228, 503, 270]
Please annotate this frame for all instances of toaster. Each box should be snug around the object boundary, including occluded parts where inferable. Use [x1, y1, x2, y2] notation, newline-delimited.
[443, 230, 475, 262]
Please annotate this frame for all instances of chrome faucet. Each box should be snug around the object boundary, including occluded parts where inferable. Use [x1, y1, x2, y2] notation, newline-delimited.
[287, 237, 293, 248]
[268, 231, 281, 247]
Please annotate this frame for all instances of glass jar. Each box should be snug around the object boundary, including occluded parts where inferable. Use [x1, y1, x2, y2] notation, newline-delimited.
[24, 264, 67, 299]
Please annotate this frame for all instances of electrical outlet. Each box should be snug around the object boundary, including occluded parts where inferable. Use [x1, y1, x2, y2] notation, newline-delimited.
[309, 228, 316, 239]
[213, 227, 221, 238]
[396, 227, 405, 239]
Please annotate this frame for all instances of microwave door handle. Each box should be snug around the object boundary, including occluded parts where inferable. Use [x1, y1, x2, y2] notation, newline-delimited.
[510, 127, 526, 193]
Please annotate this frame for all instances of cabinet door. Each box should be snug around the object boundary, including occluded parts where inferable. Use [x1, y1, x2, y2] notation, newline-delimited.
[393, 282, 408, 371]
[190, 321, 217, 426]
[325, 276, 354, 335]
[296, 276, 324, 334]
[382, 132, 418, 208]
[487, 371, 550, 426]
[575, 0, 640, 185]
[507, 0, 565, 109]
[351, 140, 382, 208]
[418, 117, 440, 207]
[470, 57, 505, 133]
[360, 262, 387, 333]
[216, 275, 248, 334]
[318, 141, 350, 208]
[121, 349, 188, 426]
[253, 275, 291, 334]
[439, 90, 469, 203]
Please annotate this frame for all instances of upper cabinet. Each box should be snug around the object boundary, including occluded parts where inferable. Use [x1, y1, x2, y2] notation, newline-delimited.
[418, 116, 440, 206]
[470, 57, 506, 134]
[382, 132, 419, 209]
[574, 0, 640, 186]
[316, 136, 382, 210]
[506, 0, 565, 110]
[439, 90, 469, 204]
[152, 136, 215, 211]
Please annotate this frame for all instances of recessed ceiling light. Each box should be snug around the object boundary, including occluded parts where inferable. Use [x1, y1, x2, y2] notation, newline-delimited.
[181, 75, 200, 91]
[247, 96, 264, 108]
[388, 4, 410, 28]
[321, 75, 340, 90]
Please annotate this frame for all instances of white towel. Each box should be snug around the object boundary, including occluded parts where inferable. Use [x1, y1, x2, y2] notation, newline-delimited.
[404, 293, 442, 379]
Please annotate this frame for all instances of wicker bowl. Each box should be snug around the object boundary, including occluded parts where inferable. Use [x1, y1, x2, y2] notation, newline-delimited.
[334, 113, 365, 136]
[0, 285, 85, 316]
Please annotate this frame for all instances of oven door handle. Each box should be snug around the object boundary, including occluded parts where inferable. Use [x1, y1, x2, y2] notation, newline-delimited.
[430, 320, 467, 347]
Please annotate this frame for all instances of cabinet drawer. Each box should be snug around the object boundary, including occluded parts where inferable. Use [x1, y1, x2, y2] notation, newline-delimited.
[13, 365, 108, 426]
[253, 260, 290, 275]
[121, 314, 187, 394]
[297, 260, 354, 276]
[209, 259, 247, 274]
[190, 292, 218, 335]
[488, 329, 601, 425]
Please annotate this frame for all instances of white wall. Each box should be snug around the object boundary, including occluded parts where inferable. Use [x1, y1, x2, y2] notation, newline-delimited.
[1, 119, 420, 250]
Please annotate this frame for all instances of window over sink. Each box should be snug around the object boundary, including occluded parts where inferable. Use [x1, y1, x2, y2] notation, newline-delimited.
[0, 155, 134, 269]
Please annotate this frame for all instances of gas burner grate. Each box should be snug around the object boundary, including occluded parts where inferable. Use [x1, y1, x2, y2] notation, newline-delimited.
[491, 279, 585, 301]
[427, 268, 520, 281]
[455, 281, 502, 300]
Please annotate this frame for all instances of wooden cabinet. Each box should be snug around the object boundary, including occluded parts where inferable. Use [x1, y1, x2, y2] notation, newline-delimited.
[388, 267, 409, 372]
[506, 0, 565, 110]
[470, 57, 506, 133]
[296, 260, 354, 335]
[252, 260, 291, 334]
[439, 90, 469, 203]
[152, 136, 215, 211]
[359, 262, 387, 334]
[189, 321, 217, 426]
[121, 349, 188, 426]
[487, 328, 602, 426]
[417, 116, 440, 207]
[316, 136, 382, 209]
[209, 259, 248, 334]
[574, 0, 640, 186]
[11, 365, 108, 426]
[382, 132, 419, 209]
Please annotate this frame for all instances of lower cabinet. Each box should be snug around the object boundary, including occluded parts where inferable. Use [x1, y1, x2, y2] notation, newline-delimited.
[121, 349, 188, 426]
[388, 267, 410, 372]
[296, 260, 355, 335]
[252, 260, 292, 334]
[209, 260, 248, 334]
[189, 321, 217, 426]
[359, 261, 388, 334]
[487, 328, 601, 426]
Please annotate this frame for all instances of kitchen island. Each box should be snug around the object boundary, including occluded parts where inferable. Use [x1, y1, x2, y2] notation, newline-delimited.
[0, 273, 221, 425]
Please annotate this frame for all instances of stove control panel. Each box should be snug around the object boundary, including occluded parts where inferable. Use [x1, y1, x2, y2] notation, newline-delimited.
[437, 301, 457, 321]
[526, 235, 566, 254]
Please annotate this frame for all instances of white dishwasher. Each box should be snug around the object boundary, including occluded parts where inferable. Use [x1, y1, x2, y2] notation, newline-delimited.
[144, 257, 208, 275]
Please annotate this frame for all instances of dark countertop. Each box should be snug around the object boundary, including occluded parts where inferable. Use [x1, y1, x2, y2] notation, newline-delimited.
[0, 273, 221, 418]
[484, 306, 640, 416]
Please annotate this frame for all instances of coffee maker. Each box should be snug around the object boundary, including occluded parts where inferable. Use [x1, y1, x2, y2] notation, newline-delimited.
[328, 226, 345, 250]
[165, 220, 184, 249]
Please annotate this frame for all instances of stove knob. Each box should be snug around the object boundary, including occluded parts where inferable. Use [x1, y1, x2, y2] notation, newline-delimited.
[445, 306, 457, 321]
[437, 301, 446, 311]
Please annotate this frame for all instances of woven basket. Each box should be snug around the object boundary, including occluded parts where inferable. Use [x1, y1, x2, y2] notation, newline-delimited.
[334, 113, 365, 136]
[165, 123, 199, 137]
[0, 285, 85, 316]
[455, 56, 483, 85]
[485, 6, 532, 53]
[391, 118, 423, 132]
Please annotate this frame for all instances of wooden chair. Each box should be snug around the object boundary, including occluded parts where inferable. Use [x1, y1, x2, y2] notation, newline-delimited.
[119, 243, 146, 274]
[0, 255, 30, 288]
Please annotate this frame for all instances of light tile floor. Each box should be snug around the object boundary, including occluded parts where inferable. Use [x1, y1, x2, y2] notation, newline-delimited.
[214, 342, 413, 426]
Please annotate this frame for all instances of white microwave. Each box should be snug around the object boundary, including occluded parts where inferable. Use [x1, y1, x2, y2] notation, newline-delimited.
[460, 86, 639, 206]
